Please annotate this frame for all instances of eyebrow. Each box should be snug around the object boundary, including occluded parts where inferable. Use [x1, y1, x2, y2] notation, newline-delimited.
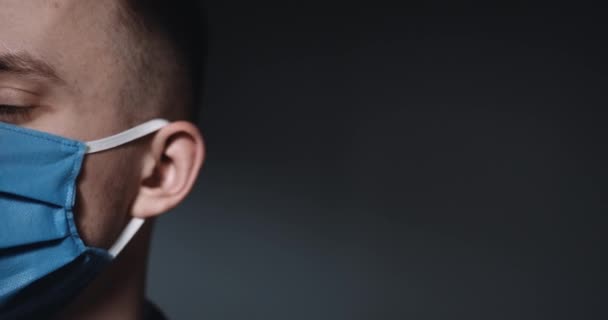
[0, 52, 64, 83]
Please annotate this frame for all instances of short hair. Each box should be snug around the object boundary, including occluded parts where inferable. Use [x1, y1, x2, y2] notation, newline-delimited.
[118, 0, 206, 123]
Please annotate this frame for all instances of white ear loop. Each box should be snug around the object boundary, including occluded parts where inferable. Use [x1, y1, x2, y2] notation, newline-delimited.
[84, 118, 170, 257]
[85, 119, 170, 154]
[108, 217, 145, 258]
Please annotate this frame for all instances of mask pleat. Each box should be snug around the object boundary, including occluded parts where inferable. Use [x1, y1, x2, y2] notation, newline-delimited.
[0, 194, 70, 249]
[0, 237, 82, 299]
[0, 124, 85, 208]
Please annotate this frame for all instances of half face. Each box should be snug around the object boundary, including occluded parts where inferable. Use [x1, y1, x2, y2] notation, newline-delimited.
[0, 0, 147, 248]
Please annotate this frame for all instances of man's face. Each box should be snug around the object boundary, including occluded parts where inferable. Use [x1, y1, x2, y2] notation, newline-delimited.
[0, 0, 146, 248]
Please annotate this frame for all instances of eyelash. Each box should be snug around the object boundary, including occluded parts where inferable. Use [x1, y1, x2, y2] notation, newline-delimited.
[0, 105, 34, 121]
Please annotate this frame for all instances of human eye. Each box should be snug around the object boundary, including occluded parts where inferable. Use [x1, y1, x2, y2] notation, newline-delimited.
[0, 104, 34, 123]
[0, 88, 37, 124]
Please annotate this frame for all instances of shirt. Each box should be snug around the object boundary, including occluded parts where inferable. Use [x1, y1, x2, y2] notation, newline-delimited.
[144, 300, 168, 320]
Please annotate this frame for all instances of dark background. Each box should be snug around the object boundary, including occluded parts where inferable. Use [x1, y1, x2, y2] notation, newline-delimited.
[147, 3, 608, 319]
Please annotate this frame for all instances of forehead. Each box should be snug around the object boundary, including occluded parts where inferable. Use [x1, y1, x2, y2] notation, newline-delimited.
[0, 0, 130, 90]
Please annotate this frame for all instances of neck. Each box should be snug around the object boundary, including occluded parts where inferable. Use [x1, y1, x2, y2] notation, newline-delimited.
[56, 223, 153, 320]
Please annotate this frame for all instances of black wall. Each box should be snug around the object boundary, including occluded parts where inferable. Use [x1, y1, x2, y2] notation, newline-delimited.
[148, 3, 608, 319]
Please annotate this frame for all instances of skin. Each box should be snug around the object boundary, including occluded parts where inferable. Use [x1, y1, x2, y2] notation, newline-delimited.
[0, 1, 205, 319]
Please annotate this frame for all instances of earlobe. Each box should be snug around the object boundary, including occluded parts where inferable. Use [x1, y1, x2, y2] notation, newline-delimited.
[130, 121, 205, 218]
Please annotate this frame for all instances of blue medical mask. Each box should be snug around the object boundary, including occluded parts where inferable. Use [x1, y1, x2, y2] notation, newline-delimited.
[0, 119, 169, 319]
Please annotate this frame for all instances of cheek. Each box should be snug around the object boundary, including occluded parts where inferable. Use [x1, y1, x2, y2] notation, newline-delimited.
[73, 147, 142, 249]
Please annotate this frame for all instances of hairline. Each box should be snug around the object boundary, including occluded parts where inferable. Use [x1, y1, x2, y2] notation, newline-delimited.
[113, 0, 196, 123]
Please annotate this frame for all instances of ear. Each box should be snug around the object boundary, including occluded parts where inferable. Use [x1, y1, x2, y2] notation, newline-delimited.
[130, 121, 205, 218]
